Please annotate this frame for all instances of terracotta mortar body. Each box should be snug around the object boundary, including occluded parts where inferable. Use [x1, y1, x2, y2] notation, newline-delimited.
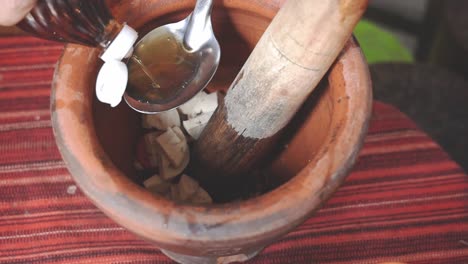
[51, 0, 372, 263]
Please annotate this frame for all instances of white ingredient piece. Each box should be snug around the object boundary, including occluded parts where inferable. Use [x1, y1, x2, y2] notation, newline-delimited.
[156, 127, 189, 168]
[159, 151, 189, 180]
[96, 24, 138, 107]
[171, 126, 186, 142]
[136, 93, 216, 205]
[143, 132, 163, 168]
[143, 175, 171, 195]
[183, 111, 215, 140]
[191, 187, 213, 204]
[95, 60, 128, 107]
[142, 109, 181, 130]
[177, 174, 200, 201]
[178, 91, 218, 119]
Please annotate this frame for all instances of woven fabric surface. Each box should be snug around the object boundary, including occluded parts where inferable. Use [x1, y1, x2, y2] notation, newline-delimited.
[0, 36, 467, 264]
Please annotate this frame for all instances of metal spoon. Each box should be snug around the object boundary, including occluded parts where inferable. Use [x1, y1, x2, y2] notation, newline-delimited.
[124, 0, 220, 113]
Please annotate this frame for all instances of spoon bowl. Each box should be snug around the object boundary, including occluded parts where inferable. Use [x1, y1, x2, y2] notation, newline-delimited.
[124, 0, 220, 113]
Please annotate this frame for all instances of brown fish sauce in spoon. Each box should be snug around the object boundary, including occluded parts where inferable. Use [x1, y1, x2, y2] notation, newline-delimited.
[124, 0, 220, 113]
[126, 30, 201, 103]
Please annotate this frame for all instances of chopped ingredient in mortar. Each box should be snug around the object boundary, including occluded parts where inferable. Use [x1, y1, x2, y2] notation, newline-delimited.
[135, 91, 218, 204]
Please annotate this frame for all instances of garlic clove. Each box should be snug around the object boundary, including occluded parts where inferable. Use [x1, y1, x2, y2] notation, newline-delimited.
[182, 111, 215, 140]
[142, 108, 181, 130]
[143, 131, 164, 168]
[190, 187, 213, 204]
[156, 127, 189, 168]
[172, 126, 186, 141]
[178, 91, 218, 119]
[177, 174, 200, 201]
[143, 174, 171, 195]
[136, 134, 160, 170]
[159, 151, 189, 180]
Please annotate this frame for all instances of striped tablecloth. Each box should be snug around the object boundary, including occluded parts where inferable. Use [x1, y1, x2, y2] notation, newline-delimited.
[0, 36, 467, 264]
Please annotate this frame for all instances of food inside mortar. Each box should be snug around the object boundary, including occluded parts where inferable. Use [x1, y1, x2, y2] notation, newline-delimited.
[134, 91, 218, 204]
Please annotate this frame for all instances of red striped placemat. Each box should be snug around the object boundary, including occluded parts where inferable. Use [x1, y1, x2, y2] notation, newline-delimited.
[0, 36, 467, 264]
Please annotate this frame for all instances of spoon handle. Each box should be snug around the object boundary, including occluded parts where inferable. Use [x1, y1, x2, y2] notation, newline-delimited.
[183, 0, 214, 50]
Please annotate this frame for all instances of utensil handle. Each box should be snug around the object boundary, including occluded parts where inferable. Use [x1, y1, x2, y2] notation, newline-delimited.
[183, 0, 214, 50]
[17, 0, 118, 47]
[191, 0, 369, 201]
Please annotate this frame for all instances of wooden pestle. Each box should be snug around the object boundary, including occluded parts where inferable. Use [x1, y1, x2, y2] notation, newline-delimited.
[191, 0, 369, 201]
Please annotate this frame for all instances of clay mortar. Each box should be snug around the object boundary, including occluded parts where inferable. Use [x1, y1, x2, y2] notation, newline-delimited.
[51, 0, 372, 263]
